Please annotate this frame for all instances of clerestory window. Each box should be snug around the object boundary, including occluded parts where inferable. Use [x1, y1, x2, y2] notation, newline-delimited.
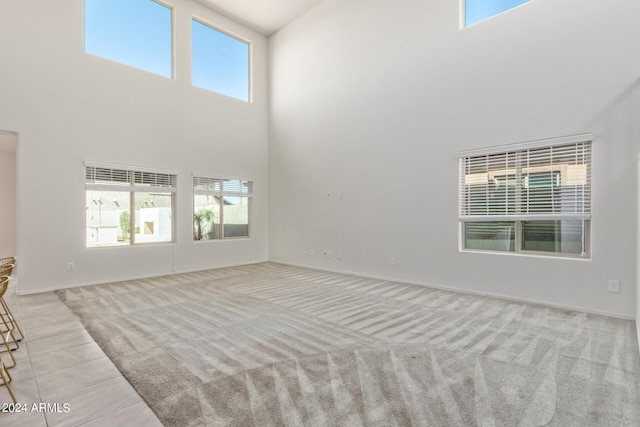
[84, 0, 173, 78]
[192, 19, 250, 102]
[463, 0, 531, 27]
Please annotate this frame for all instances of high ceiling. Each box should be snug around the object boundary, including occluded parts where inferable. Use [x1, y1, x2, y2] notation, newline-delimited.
[195, 0, 324, 35]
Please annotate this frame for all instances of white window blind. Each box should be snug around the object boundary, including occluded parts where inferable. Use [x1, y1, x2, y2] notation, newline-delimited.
[85, 166, 130, 186]
[86, 165, 176, 193]
[222, 179, 250, 195]
[459, 138, 591, 222]
[192, 176, 252, 196]
[193, 176, 221, 194]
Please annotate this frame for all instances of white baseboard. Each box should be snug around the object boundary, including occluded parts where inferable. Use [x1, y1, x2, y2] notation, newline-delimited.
[270, 258, 635, 321]
[15, 259, 269, 296]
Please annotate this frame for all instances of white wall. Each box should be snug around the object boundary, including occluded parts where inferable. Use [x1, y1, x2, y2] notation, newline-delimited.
[0, 0, 269, 293]
[0, 150, 16, 258]
[269, 0, 640, 317]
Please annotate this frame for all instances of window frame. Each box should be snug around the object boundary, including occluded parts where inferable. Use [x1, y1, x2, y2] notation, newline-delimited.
[192, 174, 253, 242]
[85, 161, 177, 247]
[458, 134, 592, 259]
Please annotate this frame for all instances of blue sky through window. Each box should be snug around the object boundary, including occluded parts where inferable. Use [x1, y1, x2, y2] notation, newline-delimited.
[84, 0, 172, 78]
[192, 20, 250, 102]
[465, 0, 530, 27]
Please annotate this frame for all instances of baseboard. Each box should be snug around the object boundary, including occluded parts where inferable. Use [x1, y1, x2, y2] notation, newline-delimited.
[270, 259, 635, 321]
[15, 258, 270, 296]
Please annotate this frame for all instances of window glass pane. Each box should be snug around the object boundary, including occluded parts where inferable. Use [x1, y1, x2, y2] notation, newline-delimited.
[464, 222, 515, 252]
[524, 172, 560, 213]
[86, 191, 130, 247]
[193, 195, 221, 240]
[192, 20, 250, 101]
[465, 0, 530, 27]
[462, 152, 516, 217]
[223, 179, 250, 194]
[465, 174, 516, 215]
[134, 193, 173, 243]
[522, 220, 585, 254]
[223, 197, 249, 238]
[85, 0, 172, 78]
[522, 144, 590, 216]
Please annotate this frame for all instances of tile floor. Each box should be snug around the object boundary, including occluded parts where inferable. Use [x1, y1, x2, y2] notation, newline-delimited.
[0, 285, 162, 427]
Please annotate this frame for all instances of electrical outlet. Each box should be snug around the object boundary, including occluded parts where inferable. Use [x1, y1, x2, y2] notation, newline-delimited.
[67, 262, 75, 271]
[390, 257, 396, 266]
[608, 280, 620, 293]
[310, 249, 314, 256]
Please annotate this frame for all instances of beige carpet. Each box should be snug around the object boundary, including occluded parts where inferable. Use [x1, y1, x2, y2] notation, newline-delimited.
[56, 262, 640, 426]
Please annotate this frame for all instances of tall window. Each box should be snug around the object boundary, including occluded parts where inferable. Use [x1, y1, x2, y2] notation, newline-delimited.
[193, 176, 252, 240]
[85, 163, 177, 247]
[458, 135, 592, 257]
[192, 19, 250, 102]
[463, 0, 531, 27]
[84, 0, 173, 78]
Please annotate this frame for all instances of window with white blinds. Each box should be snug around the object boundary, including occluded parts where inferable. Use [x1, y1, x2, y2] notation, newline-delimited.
[193, 175, 252, 241]
[458, 135, 592, 257]
[85, 163, 177, 247]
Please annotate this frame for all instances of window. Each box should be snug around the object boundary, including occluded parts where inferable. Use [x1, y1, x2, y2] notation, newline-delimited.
[192, 19, 250, 102]
[84, 0, 173, 78]
[458, 135, 592, 257]
[193, 176, 252, 240]
[463, 0, 531, 27]
[85, 163, 176, 247]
